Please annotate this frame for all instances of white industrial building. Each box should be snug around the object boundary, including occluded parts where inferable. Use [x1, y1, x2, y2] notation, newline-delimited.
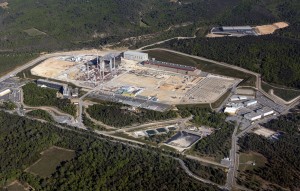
[229, 95, 248, 101]
[0, 89, 11, 97]
[244, 112, 261, 121]
[224, 107, 239, 115]
[244, 100, 257, 107]
[257, 107, 274, 117]
[123, 51, 148, 61]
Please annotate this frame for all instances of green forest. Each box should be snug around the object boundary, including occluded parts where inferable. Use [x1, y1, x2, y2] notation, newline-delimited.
[154, 36, 300, 88]
[27, 109, 54, 122]
[237, 104, 300, 190]
[86, 102, 177, 127]
[22, 83, 77, 116]
[0, 111, 219, 190]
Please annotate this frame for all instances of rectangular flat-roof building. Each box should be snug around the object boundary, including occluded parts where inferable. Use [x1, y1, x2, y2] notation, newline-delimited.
[244, 112, 261, 121]
[141, 60, 201, 76]
[36, 79, 67, 93]
[244, 100, 257, 107]
[257, 107, 274, 117]
[123, 51, 148, 61]
[211, 25, 257, 36]
[224, 107, 239, 115]
[0, 89, 11, 97]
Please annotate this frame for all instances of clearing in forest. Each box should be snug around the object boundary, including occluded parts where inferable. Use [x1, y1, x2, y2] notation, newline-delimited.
[25, 146, 75, 178]
[255, 22, 289, 35]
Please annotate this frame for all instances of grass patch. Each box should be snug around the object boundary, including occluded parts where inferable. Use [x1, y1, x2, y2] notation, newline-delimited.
[5, 181, 27, 191]
[24, 28, 46, 36]
[262, 81, 300, 101]
[239, 152, 267, 172]
[145, 49, 256, 87]
[26, 146, 75, 178]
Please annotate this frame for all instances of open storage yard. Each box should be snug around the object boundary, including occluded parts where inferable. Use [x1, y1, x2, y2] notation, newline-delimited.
[165, 131, 201, 151]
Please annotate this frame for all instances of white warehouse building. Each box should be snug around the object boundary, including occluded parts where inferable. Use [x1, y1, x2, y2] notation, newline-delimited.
[244, 112, 261, 121]
[123, 51, 148, 61]
[244, 100, 257, 107]
[224, 107, 239, 115]
[257, 107, 274, 117]
[0, 89, 11, 97]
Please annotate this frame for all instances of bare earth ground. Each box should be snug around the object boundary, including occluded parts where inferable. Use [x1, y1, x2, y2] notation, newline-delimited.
[0, 2, 8, 9]
[255, 22, 289, 35]
[31, 57, 77, 78]
[236, 88, 255, 95]
[31, 52, 238, 105]
[253, 127, 276, 137]
[4, 180, 33, 191]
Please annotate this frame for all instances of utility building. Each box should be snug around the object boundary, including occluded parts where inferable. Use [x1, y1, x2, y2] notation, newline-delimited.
[141, 60, 201, 76]
[123, 51, 148, 61]
[244, 112, 261, 121]
[257, 107, 274, 117]
[36, 79, 67, 93]
[0, 89, 11, 97]
[211, 26, 257, 36]
[244, 100, 257, 107]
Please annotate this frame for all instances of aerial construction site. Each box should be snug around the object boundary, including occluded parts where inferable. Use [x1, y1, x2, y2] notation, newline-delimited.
[30, 50, 241, 110]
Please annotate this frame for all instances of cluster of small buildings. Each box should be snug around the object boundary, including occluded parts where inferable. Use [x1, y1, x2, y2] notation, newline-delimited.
[36, 79, 78, 98]
[224, 94, 275, 121]
[244, 107, 274, 121]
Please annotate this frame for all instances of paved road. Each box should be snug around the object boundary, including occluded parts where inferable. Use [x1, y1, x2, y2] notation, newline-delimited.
[177, 159, 226, 189]
[184, 154, 228, 169]
[226, 124, 239, 190]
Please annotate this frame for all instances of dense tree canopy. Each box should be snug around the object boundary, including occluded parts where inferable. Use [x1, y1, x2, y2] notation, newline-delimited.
[0, 111, 219, 190]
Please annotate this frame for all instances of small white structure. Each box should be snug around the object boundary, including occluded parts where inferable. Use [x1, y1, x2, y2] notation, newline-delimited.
[244, 100, 257, 107]
[123, 51, 148, 61]
[0, 89, 11, 97]
[239, 96, 248, 100]
[229, 95, 248, 101]
[224, 107, 239, 114]
[257, 107, 274, 117]
[229, 95, 240, 101]
[244, 112, 261, 121]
